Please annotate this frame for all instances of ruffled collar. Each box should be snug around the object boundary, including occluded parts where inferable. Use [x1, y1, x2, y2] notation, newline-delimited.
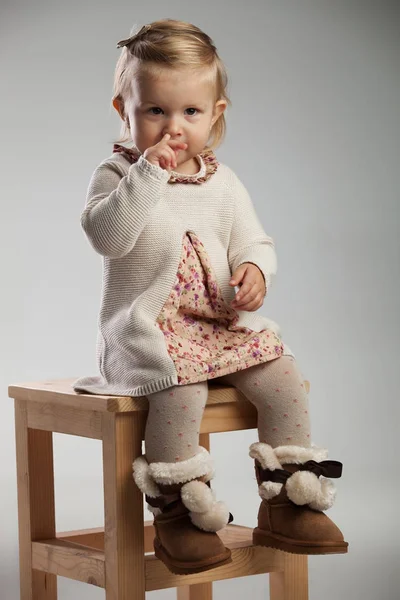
[112, 143, 219, 184]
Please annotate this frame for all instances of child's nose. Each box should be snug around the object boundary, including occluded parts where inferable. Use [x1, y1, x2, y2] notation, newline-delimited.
[163, 121, 183, 137]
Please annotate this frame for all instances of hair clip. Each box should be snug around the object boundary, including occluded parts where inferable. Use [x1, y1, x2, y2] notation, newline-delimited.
[116, 24, 151, 48]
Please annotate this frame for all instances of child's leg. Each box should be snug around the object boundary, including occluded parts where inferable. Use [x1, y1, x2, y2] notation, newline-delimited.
[216, 356, 311, 447]
[137, 381, 233, 574]
[145, 381, 208, 463]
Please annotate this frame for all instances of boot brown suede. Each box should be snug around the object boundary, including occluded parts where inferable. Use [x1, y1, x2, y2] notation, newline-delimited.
[133, 447, 233, 575]
[249, 442, 349, 555]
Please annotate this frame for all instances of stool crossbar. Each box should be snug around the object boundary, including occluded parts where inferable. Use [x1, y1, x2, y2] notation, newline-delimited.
[9, 377, 310, 599]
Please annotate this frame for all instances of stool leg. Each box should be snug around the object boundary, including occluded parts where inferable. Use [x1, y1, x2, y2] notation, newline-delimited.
[14, 399, 57, 599]
[177, 433, 213, 600]
[269, 554, 308, 600]
[102, 412, 145, 600]
[177, 584, 213, 600]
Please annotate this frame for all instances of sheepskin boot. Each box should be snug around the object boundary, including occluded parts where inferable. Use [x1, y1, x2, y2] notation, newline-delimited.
[132, 446, 233, 575]
[249, 442, 349, 555]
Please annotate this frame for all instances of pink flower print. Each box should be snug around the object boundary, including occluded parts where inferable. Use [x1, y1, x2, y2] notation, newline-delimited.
[182, 405, 188, 410]
[307, 434, 310, 437]
[167, 421, 172, 425]
[296, 424, 301, 427]
[169, 392, 175, 396]
[285, 371, 290, 375]
[293, 399, 298, 403]
[272, 427, 278, 431]
[183, 316, 196, 325]
[196, 390, 201, 394]
[283, 413, 289, 418]
[252, 350, 261, 358]
[267, 404, 272, 409]
[178, 432, 184, 437]
[191, 419, 196, 422]
[286, 436, 292, 440]
[275, 389, 280, 392]
[175, 456, 180, 461]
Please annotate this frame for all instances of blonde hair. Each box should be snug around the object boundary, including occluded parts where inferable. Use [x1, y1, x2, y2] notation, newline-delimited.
[111, 19, 231, 150]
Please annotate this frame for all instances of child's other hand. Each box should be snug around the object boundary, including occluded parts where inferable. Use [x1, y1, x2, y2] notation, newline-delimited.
[229, 263, 267, 311]
[143, 134, 187, 171]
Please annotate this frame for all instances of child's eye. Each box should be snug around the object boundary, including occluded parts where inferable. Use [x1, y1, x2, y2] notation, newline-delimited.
[147, 107, 199, 116]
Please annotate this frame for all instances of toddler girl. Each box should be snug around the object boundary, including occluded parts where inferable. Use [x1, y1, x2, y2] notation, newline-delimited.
[73, 19, 348, 575]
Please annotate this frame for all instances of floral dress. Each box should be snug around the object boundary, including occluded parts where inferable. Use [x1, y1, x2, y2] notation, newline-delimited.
[113, 144, 285, 385]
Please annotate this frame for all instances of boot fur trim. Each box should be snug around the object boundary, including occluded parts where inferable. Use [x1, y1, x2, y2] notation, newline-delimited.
[249, 441, 328, 469]
[181, 480, 230, 532]
[132, 455, 161, 498]
[190, 500, 230, 532]
[274, 443, 328, 465]
[286, 471, 337, 511]
[249, 442, 282, 470]
[181, 480, 215, 513]
[259, 481, 283, 500]
[148, 447, 215, 485]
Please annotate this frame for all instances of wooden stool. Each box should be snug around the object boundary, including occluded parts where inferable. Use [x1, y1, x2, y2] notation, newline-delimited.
[9, 377, 310, 599]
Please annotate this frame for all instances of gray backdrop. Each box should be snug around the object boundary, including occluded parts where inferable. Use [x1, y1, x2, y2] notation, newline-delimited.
[1, 1, 399, 598]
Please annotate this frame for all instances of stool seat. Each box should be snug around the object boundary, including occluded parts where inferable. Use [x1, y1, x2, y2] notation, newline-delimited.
[9, 376, 310, 600]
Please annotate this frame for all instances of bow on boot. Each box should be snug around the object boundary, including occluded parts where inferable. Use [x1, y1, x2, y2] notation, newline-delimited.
[256, 457, 343, 511]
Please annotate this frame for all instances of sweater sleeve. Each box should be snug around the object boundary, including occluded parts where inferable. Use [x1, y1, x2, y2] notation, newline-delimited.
[226, 169, 277, 291]
[80, 155, 170, 258]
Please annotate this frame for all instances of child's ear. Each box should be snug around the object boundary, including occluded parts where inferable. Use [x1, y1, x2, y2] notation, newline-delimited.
[212, 99, 227, 125]
[112, 96, 124, 120]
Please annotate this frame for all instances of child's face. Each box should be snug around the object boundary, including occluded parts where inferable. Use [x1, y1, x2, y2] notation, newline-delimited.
[118, 67, 226, 169]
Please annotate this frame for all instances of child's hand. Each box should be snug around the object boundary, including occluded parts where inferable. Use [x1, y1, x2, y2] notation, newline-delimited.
[143, 134, 187, 171]
[229, 263, 267, 311]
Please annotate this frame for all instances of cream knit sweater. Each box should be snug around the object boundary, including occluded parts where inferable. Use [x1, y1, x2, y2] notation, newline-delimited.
[73, 150, 293, 397]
